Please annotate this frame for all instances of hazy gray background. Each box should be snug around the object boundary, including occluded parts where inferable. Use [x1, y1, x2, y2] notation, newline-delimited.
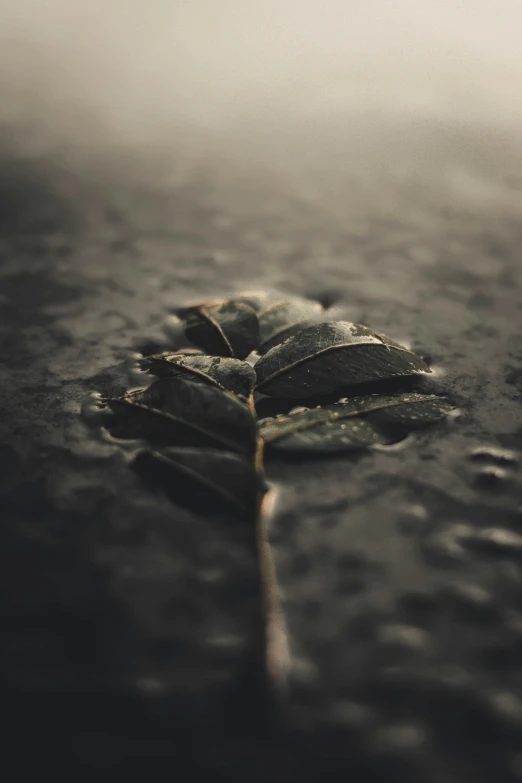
[0, 4, 520, 139]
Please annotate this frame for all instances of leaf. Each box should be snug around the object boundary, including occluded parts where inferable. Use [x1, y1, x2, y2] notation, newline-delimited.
[365, 394, 454, 428]
[141, 353, 256, 400]
[133, 447, 263, 517]
[259, 393, 453, 452]
[107, 377, 257, 454]
[178, 299, 259, 359]
[261, 416, 394, 454]
[236, 290, 324, 353]
[255, 321, 429, 397]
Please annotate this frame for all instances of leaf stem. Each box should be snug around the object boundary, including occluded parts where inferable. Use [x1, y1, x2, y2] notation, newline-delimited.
[255, 436, 291, 689]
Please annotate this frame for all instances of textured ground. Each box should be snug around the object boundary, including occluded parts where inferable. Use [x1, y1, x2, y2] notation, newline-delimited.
[1, 124, 522, 780]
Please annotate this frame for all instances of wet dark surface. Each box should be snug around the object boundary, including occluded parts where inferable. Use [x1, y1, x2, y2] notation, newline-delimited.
[1, 138, 522, 780]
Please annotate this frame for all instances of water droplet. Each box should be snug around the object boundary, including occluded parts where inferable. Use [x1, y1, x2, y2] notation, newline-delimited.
[447, 408, 462, 421]
[81, 392, 111, 425]
[99, 428, 145, 456]
[397, 504, 428, 534]
[407, 504, 428, 520]
[164, 314, 182, 331]
[438, 664, 471, 689]
[473, 466, 508, 490]
[373, 434, 411, 452]
[126, 359, 151, 384]
[375, 724, 426, 754]
[472, 527, 522, 555]
[424, 523, 472, 567]
[326, 701, 372, 729]
[488, 690, 522, 725]
[470, 446, 519, 466]
[206, 633, 246, 654]
[378, 624, 428, 651]
[439, 582, 498, 623]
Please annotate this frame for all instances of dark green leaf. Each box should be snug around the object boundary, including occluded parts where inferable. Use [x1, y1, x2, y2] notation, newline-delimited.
[179, 299, 259, 359]
[365, 395, 454, 428]
[141, 353, 256, 400]
[134, 447, 263, 517]
[260, 392, 450, 441]
[258, 392, 452, 453]
[107, 377, 257, 454]
[237, 290, 324, 352]
[261, 416, 393, 453]
[255, 321, 429, 397]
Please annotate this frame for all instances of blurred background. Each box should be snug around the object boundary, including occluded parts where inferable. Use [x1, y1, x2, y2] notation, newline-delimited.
[1, 0, 522, 195]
